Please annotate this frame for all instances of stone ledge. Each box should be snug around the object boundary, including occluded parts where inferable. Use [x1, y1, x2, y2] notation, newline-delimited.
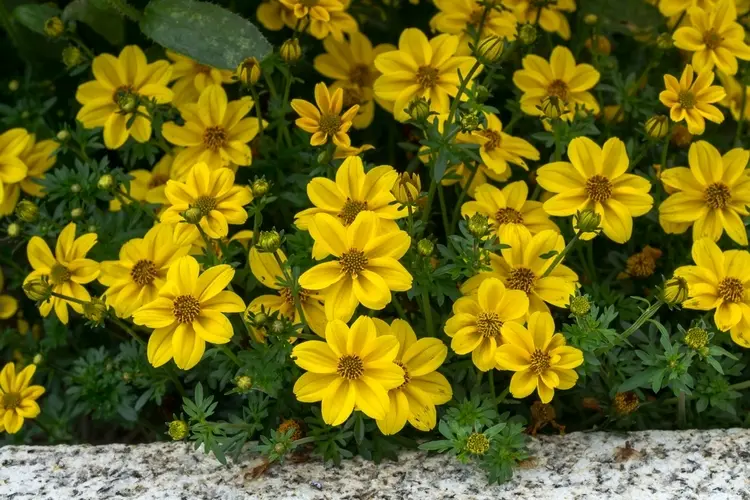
[1, 429, 749, 499]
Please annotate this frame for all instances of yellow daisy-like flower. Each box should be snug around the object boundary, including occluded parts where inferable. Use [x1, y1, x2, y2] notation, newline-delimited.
[659, 64, 725, 135]
[537, 137, 654, 243]
[374, 28, 481, 122]
[291, 82, 360, 147]
[299, 212, 412, 322]
[513, 45, 600, 121]
[506, 0, 576, 39]
[442, 161, 510, 196]
[0, 268, 18, 320]
[495, 311, 583, 403]
[292, 316, 404, 426]
[256, 0, 296, 31]
[431, 0, 518, 54]
[0, 128, 31, 205]
[162, 85, 261, 179]
[98, 223, 191, 318]
[132, 255, 245, 370]
[161, 162, 253, 245]
[461, 227, 578, 315]
[109, 154, 175, 211]
[673, 1, 750, 76]
[717, 70, 750, 121]
[166, 50, 233, 107]
[280, 0, 357, 40]
[674, 238, 750, 347]
[24, 223, 99, 325]
[334, 143, 375, 159]
[444, 277, 529, 371]
[373, 318, 452, 435]
[461, 182, 559, 242]
[76, 45, 173, 149]
[246, 246, 327, 338]
[660, 141, 750, 244]
[0, 134, 56, 215]
[0, 362, 45, 434]
[313, 32, 395, 129]
[659, 0, 719, 17]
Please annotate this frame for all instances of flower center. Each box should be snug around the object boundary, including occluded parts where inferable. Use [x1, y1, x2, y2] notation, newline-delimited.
[547, 79, 570, 101]
[626, 254, 656, 278]
[50, 263, 71, 286]
[469, 7, 485, 26]
[349, 64, 373, 87]
[480, 130, 502, 151]
[585, 175, 613, 203]
[529, 349, 551, 374]
[340, 249, 368, 276]
[196, 64, 212, 75]
[395, 360, 410, 389]
[337, 354, 364, 380]
[476, 311, 503, 339]
[507, 267, 536, 294]
[131, 259, 158, 286]
[194, 195, 217, 216]
[704, 182, 731, 209]
[1, 392, 21, 410]
[495, 207, 524, 225]
[416, 66, 439, 90]
[685, 327, 709, 349]
[678, 90, 696, 109]
[319, 114, 342, 135]
[173, 294, 201, 323]
[148, 174, 169, 189]
[113, 85, 137, 112]
[342, 87, 365, 108]
[280, 287, 309, 305]
[703, 29, 722, 49]
[203, 126, 228, 151]
[718, 277, 744, 303]
[338, 198, 368, 225]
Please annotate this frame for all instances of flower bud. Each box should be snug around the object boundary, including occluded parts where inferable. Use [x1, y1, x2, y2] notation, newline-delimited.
[97, 174, 114, 190]
[15, 200, 39, 223]
[519, 23, 537, 45]
[467, 213, 490, 239]
[656, 33, 674, 50]
[62, 46, 83, 69]
[56, 130, 70, 142]
[70, 207, 84, 219]
[474, 84, 491, 104]
[539, 95, 567, 119]
[391, 172, 421, 206]
[8, 80, 19, 92]
[459, 111, 482, 132]
[270, 319, 285, 334]
[70, 183, 81, 193]
[168, 420, 189, 441]
[251, 177, 270, 197]
[44, 17, 64, 38]
[662, 275, 689, 306]
[87, 225, 97, 233]
[417, 238, 435, 256]
[23, 279, 52, 302]
[475, 36, 504, 63]
[583, 13, 599, 25]
[236, 57, 261, 86]
[279, 39, 302, 64]
[32, 354, 43, 365]
[7, 223, 20, 238]
[645, 115, 669, 139]
[21, 111, 30, 119]
[235, 375, 253, 391]
[406, 97, 430, 121]
[569, 296, 591, 317]
[684, 327, 709, 350]
[574, 209, 602, 234]
[183, 207, 203, 224]
[83, 298, 107, 325]
[257, 230, 282, 253]
[244, 306, 268, 328]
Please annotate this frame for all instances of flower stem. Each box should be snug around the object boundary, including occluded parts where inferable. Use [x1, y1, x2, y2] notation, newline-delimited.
[196, 224, 218, 265]
[421, 179, 438, 226]
[249, 85, 264, 137]
[437, 185, 450, 232]
[220, 345, 241, 367]
[273, 250, 309, 331]
[449, 163, 479, 234]
[552, 119, 563, 161]
[110, 316, 146, 347]
[49, 291, 88, 306]
[618, 300, 664, 343]
[541, 230, 581, 278]
[660, 127, 672, 169]
[391, 295, 407, 320]
[421, 289, 435, 337]
[445, 61, 483, 127]
[677, 391, 687, 427]
[735, 84, 747, 147]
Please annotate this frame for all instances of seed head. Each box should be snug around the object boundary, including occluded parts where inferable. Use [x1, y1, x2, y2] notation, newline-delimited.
[168, 420, 189, 441]
[570, 296, 591, 317]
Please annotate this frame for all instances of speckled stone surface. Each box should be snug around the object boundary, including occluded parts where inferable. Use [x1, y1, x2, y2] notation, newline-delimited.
[1, 429, 749, 499]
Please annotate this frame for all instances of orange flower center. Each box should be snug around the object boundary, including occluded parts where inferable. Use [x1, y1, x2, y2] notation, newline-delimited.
[337, 354, 364, 380]
[626, 253, 656, 278]
[585, 175, 613, 203]
[704, 182, 731, 209]
[203, 126, 228, 151]
[416, 66, 440, 90]
[495, 207, 524, 225]
[338, 198, 368, 225]
[148, 174, 169, 189]
[718, 277, 744, 303]
[547, 79, 570, 101]
[131, 259, 158, 286]
[507, 267, 536, 294]
[529, 349, 551, 374]
[476, 311, 503, 339]
[342, 86, 365, 108]
[194, 195, 218, 216]
[50, 263, 71, 286]
[395, 360, 410, 389]
[2, 392, 21, 410]
[280, 287, 309, 305]
[173, 294, 201, 323]
[349, 64, 374, 87]
[340, 249, 368, 276]
[319, 114, 343, 135]
[678, 90, 696, 109]
[703, 29, 723, 49]
[480, 129, 502, 151]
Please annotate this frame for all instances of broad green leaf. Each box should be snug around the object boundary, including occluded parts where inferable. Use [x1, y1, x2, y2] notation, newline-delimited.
[140, 0, 272, 70]
[63, 0, 126, 46]
[13, 3, 61, 35]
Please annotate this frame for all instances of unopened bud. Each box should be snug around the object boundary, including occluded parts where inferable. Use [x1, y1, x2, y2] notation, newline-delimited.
[459, 111, 482, 132]
[62, 46, 83, 69]
[417, 238, 435, 256]
[645, 115, 669, 139]
[656, 33, 674, 50]
[684, 327, 709, 350]
[56, 130, 70, 141]
[570, 296, 591, 317]
[183, 207, 203, 224]
[8, 80, 19, 92]
[662, 275, 689, 306]
[23, 279, 52, 302]
[7, 223, 20, 237]
[15, 200, 39, 223]
[270, 319, 285, 334]
[32, 354, 43, 365]
[83, 298, 107, 324]
[475, 36, 504, 63]
[583, 13, 598, 25]
[97, 174, 114, 190]
[251, 178, 270, 197]
[70, 207, 84, 219]
[574, 209, 602, 234]
[257, 230, 281, 253]
[279, 39, 302, 64]
[467, 213, 490, 238]
[70, 183, 81, 193]
[391, 172, 421, 206]
[406, 97, 430, 121]
[168, 420, 189, 440]
[519, 24, 538, 45]
[114, 87, 138, 113]
[539, 95, 567, 119]
[235, 375, 253, 391]
[236, 57, 261, 86]
[44, 16, 64, 38]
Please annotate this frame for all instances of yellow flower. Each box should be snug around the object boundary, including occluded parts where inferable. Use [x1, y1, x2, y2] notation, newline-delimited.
[374, 28, 481, 122]
[391, 172, 422, 206]
[98, 223, 191, 318]
[513, 46, 600, 121]
[431, 0, 518, 54]
[291, 82, 360, 147]
[444, 277, 529, 371]
[660, 141, 750, 244]
[109, 153, 176, 211]
[0, 128, 31, 206]
[313, 32, 396, 128]
[659, 64, 725, 134]
[76, 45, 173, 149]
[24, 223, 99, 324]
[0, 134, 56, 215]
[0, 268, 18, 320]
[299, 212, 412, 322]
[256, 0, 296, 31]
[166, 50, 233, 107]
[674, 238, 750, 347]
[537, 137, 654, 243]
[333, 143, 375, 159]
[495, 311, 583, 403]
[462, 227, 578, 315]
[132, 255, 245, 370]
[673, 0, 750, 75]
[442, 161, 510, 196]
[292, 316, 404, 425]
[0, 362, 45, 434]
[162, 85, 261, 179]
[246, 246, 327, 338]
[461, 181, 559, 242]
[279, 0, 357, 40]
[659, 0, 719, 17]
[373, 319, 452, 435]
[506, 0, 577, 40]
[718, 70, 750, 120]
[161, 162, 253, 245]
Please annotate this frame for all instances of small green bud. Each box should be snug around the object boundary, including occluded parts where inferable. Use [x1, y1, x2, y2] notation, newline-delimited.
[23, 279, 52, 302]
[251, 178, 270, 197]
[235, 375, 253, 391]
[32, 354, 43, 365]
[70, 183, 81, 193]
[56, 130, 70, 141]
[15, 200, 39, 223]
[474, 85, 491, 104]
[574, 209, 602, 234]
[97, 174, 114, 190]
[406, 97, 431, 121]
[114, 87, 138, 113]
[656, 33, 674, 50]
[465, 432, 490, 455]
[7, 223, 20, 238]
[44, 16, 64, 38]
[459, 111, 482, 132]
[467, 213, 490, 238]
[417, 238, 435, 257]
[8, 80, 19, 92]
[270, 319, 285, 334]
[583, 13, 599, 25]
[87, 225, 97, 233]
[70, 207, 84, 219]
[519, 24, 538, 45]
[684, 327, 709, 350]
[82, 298, 107, 325]
[21, 111, 30, 119]
[168, 420, 189, 441]
[257, 230, 282, 253]
[570, 296, 591, 317]
[62, 46, 83, 69]
[645, 115, 669, 140]
[183, 207, 203, 224]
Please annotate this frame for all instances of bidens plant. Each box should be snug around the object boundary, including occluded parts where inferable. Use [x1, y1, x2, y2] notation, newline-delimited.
[3, 0, 750, 487]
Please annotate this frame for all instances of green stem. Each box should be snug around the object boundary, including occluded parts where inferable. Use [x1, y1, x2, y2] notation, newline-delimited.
[273, 250, 309, 331]
[115, 190, 159, 222]
[221, 345, 241, 367]
[449, 163, 479, 233]
[197, 224, 218, 265]
[489, 371, 496, 403]
[659, 128, 671, 169]
[420, 179, 438, 226]
[586, 241, 597, 282]
[406, 204, 415, 238]
[619, 300, 664, 343]
[541, 230, 581, 278]
[677, 391, 686, 427]
[437, 185, 450, 232]
[50, 291, 88, 306]
[167, 370, 186, 397]
[421, 289, 435, 337]
[445, 61, 483, 127]
[552, 119, 562, 161]
[262, 72, 278, 99]
[735, 84, 747, 147]
[391, 295, 407, 320]
[249, 85, 264, 137]
[251, 206, 261, 247]
[110, 316, 146, 346]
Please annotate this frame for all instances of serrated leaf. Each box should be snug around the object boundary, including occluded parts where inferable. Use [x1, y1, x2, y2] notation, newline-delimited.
[63, 0, 125, 46]
[13, 3, 61, 35]
[140, 0, 272, 70]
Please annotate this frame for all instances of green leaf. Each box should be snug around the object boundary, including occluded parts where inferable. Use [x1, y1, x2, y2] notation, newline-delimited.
[140, 0, 272, 70]
[63, 0, 126, 46]
[618, 368, 659, 392]
[13, 3, 61, 35]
